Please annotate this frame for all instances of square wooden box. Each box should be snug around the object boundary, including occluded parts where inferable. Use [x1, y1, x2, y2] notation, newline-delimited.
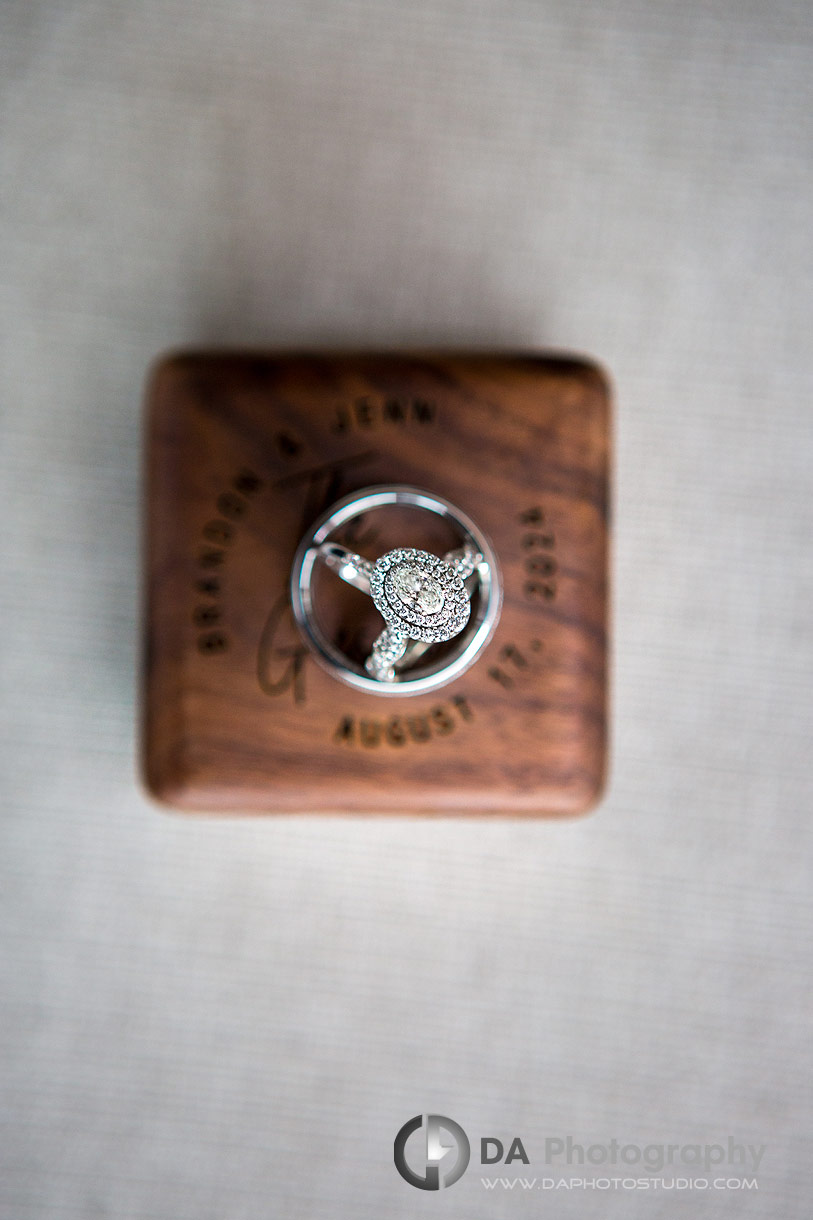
[142, 352, 611, 815]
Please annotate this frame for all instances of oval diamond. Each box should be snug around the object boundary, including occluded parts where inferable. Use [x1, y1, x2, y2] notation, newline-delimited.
[390, 563, 445, 615]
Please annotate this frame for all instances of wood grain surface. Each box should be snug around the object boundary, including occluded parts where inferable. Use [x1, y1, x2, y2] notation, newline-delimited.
[142, 352, 611, 815]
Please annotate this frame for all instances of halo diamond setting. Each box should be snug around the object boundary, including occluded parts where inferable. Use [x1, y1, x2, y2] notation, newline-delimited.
[369, 548, 471, 644]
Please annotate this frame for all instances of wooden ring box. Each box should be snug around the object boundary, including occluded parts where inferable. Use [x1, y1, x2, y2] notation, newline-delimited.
[142, 352, 611, 816]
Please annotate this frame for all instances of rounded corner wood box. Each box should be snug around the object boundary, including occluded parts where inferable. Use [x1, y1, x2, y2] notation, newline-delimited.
[141, 350, 611, 817]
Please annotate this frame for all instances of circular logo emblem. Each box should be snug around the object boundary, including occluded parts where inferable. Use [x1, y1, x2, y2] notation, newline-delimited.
[393, 1114, 471, 1190]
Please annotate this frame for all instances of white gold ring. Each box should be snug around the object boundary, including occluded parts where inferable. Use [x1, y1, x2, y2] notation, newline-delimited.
[289, 485, 502, 696]
[316, 542, 481, 681]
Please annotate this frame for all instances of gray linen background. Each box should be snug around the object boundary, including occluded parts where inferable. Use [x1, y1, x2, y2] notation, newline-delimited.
[1, 0, 812, 1216]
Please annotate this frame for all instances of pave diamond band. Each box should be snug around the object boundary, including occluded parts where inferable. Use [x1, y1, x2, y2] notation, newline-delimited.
[365, 626, 409, 682]
[315, 543, 375, 591]
[289, 485, 502, 696]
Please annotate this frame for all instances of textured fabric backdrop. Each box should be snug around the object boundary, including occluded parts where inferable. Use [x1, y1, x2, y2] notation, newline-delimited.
[1, 0, 812, 1216]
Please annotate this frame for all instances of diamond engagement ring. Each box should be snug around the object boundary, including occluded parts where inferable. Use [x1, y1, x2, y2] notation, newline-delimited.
[290, 485, 502, 696]
[316, 543, 481, 681]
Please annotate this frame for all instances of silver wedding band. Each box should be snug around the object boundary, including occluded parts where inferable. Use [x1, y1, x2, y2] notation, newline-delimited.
[290, 485, 502, 696]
